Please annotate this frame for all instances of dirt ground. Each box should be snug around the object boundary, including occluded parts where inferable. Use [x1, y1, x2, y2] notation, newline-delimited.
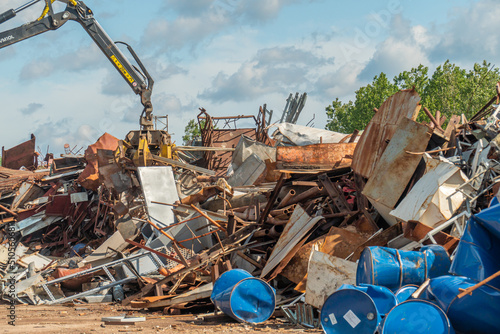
[0, 303, 322, 334]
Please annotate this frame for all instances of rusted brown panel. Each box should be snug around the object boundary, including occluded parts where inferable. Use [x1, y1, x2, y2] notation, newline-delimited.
[404, 221, 459, 254]
[206, 128, 257, 176]
[281, 226, 367, 284]
[77, 133, 119, 191]
[276, 143, 356, 170]
[0, 166, 48, 195]
[351, 222, 404, 261]
[46, 194, 73, 217]
[352, 89, 421, 179]
[362, 118, 432, 210]
[1, 134, 36, 170]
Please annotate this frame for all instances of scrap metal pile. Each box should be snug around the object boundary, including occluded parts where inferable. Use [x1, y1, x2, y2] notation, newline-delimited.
[1, 89, 499, 333]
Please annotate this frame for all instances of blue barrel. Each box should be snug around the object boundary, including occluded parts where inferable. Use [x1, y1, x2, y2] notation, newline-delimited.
[321, 289, 380, 334]
[421, 244, 451, 278]
[338, 284, 397, 316]
[211, 269, 275, 323]
[450, 204, 500, 289]
[395, 285, 418, 303]
[356, 246, 450, 291]
[421, 275, 500, 334]
[381, 300, 455, 334]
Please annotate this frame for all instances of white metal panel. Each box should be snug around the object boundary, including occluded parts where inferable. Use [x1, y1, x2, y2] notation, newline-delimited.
[305, 250, 357, 309]
[138, 166, 179, 230]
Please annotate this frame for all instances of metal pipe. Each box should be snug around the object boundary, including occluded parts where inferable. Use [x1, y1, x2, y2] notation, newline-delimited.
[277, 189, 296, 209]
[423, 107, 444, 130]
[176, 229, 221, 243]
[145, 219, 186, 249]
[268, 225, 284, 238]
[270, 204, 295, 216]
[190, 204, 227, 233]
[0, 204, 17, 217]
[16, 0, 42, 13]
[125, 239, 183, 265]
[286, 187, 324, 206]
[233, 211, 257, 221]
[253, 229, 270, 238]
[266, 216, 288, 225]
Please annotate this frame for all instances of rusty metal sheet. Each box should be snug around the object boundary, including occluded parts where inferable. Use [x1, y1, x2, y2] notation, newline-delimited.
[276, 143, 356, 171]
[280, 226, 367, 284]
[305, 250, 357, 309]
[403, 221, 459, 254]
[0, 167, 48, 196]
[198, 109, 273, 176]
[77, 133, 119, 191]
[1, 134, 37, 170]
[352, 89, 421, 179]
[45, 194, 73, 217]
[205, 128, 257, 176]
[350, 222, 404, 261]
[362, 118, 432, 225]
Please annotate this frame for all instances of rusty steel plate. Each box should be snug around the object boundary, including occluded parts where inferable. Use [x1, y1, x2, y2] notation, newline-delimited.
[352, 89, 421, 179]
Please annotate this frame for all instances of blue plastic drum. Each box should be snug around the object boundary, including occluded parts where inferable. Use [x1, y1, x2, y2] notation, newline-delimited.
[395, 285, 418, 304]
[422, 245, 452, 278]
[381, 300, 455, 334]
[211, 269, 276, 323]
[339, 284, 397, 316]
[357, 246, 451, 291]
[421, 275, 500, 334]
[321, 289, 381, 334]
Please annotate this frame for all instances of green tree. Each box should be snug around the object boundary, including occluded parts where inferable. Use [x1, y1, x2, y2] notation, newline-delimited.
[326, 73, 398, 133]
[325, 61, 500, 132]
[182, 119, 202, 145]
[394, 64, 429, 92]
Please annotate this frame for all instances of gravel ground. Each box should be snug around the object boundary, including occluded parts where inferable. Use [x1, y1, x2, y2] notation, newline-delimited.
[0, 303, 323, 334]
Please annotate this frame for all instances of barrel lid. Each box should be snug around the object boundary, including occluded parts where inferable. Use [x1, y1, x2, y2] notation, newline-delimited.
[382, 300, 453, 334]
[356, 247, 374, 286]
[395, 285, 418, 304]
[321, 289, 380, 334]
[230, 278, 276, 324]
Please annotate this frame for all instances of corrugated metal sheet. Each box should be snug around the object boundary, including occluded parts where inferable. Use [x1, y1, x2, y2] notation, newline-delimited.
[352, 89, 421, 179]
[362, 118, 432, 225]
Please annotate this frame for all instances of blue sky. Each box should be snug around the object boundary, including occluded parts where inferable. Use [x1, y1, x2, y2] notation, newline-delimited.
[0, 0, 497, 154]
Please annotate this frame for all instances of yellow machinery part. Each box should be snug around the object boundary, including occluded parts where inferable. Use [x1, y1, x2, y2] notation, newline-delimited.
[133, 138, 153, 167]
[159, 143, 177, 160]
[38, 0, 78, 21]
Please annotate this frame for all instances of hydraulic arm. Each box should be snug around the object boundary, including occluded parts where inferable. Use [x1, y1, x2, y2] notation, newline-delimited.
[0, 0, 155, 131]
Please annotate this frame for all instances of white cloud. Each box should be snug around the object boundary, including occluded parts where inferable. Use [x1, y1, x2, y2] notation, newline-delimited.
[142, 0, 314, 54]
[141, 11, 231, 53]
[429, 0, 500, 62]
[162, 0, 216, 16]
[358, 0, 500, 83]
[19, 44, 105, 81]
[200, 46, 333, 102]
[359, 15, 432, 81]
[314, 62, 365, 100]
[234, 0, 304, 22]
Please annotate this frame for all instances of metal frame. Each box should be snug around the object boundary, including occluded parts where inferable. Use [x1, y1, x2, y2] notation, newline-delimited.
[39, 251, 164, 304]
